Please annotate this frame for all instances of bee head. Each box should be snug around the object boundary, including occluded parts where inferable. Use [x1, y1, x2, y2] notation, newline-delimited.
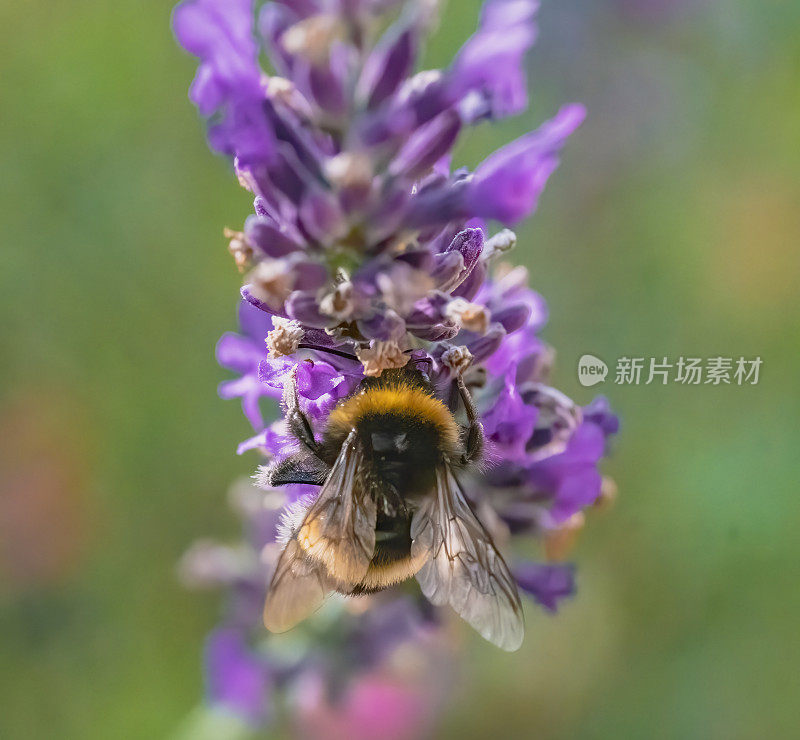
[370, 430, 410, 455]
[355, 413, 441, 496]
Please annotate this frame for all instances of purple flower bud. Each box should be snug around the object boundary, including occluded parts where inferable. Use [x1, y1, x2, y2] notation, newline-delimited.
[431, 250, 465, 291]
[237, 296, 274, 339]
[441, 227, 483, 288]
[405, 292, 448, 325]
[359, 26, 417, 109]
[298, 188, 348, 244]
[267, 141, 324, 204]
[466, 322, 506, 364]
[244, 214, 303, 258]
[292, 259, 329, 291]
[285, 289, 330, 328]
[357, 309, 406, 342]
[241, 284, 283, 317]
[492, 303, 531, 333]
[395, 248, 434, 272]
[451, 259, 486, 300]
[412, 321, 460, 342]
[297, 54, 349, 116]
[388, 109, 461, 180]
[362, 185, 411, 244]
[263, 97, 327, 180]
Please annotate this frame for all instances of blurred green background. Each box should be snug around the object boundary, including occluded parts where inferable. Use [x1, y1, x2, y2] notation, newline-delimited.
[1, 0, 798, 737]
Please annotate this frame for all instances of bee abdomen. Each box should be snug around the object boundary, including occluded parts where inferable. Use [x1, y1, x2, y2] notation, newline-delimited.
[341, 513, 428, 595]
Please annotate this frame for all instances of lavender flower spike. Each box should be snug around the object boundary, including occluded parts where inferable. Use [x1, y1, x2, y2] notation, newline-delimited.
[174, 0, 617, 732]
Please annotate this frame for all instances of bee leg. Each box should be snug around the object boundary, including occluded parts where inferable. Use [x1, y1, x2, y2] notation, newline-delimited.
[283, 367, 321, 456]
[456, 375, 484, 465]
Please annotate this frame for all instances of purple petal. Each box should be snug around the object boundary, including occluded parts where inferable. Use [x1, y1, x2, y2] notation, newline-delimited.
[216, 333, 263, 373]
[406, 293, 449, 325]
[298, 56, 348, 116]
[262, 97, 327, 180]
[412, 321, 459, 342]
[241, 285, 286, 318]
[258, 357, 362, 420]
[266, 141, 321, 204]
[448, 0, 539, 120]
[291, 258, 329, 291]
[396, 248, 434, 272]
[474, 268, 548, 334]
[485, 325, 549, 384]
[236, 421, 293, 456]
[482, 377, 538, 461]
[237, 297, 275, 340]
[257, 357, 294, 392]
[583, 396, 620, 437]
[466, 104, 586, 224]
[527, 422, 606, 522]
[173, 0, 275, 164]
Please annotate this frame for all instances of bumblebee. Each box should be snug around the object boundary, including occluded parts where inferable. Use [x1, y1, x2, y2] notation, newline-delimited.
[262, 362, 524, 651]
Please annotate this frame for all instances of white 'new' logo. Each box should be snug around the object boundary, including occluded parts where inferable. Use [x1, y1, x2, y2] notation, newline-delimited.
[577, 354, 608, 386]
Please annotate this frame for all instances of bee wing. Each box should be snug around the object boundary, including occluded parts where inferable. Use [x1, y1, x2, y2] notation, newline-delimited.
[263, 538, 336, 633]
[411, 466, 524, 651]
[294, 431, 377, 584]
[263, 431, 377, 632]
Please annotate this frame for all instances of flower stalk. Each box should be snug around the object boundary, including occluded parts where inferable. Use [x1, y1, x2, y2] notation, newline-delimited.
[174, 0, 618, 733]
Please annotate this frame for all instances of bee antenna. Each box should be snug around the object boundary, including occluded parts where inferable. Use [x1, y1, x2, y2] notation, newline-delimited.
[296, 342, 359, 362]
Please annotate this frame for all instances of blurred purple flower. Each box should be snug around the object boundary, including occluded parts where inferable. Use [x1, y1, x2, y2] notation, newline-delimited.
[205, 628, 272, 724]
[292, 666, 441, 740]
[515, 562, 576, 612]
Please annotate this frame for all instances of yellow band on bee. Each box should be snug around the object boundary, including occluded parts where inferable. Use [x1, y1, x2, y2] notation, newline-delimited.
[327, 383, 460, 452]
